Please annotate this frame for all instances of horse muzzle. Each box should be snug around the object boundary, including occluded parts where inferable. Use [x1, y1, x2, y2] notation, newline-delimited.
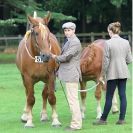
[40, 53, 51, 62]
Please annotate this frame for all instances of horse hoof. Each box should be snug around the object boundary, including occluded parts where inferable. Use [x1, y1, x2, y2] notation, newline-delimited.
[52, 125, 62, 128]
[41, 119, 49, 122]
[24, 123, 34, 128]
[21, 119, 27, 123]
[81, 114, 85, 120]
[96, 118, 100, 120]
[40, 113, 49, 122]
[21, 114, 28, 123]
[96, 114, 102, 119]
[112, 110, 119, 114]
[96, 116, 101, 120]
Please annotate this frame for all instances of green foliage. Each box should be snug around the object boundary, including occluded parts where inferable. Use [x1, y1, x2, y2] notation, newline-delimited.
[2, 0, 41, 13]
[35, 11, 76, 22]
[110, 0, 127, 8]
[0, 0, 76, 27]
[0, 0, 131, 34]
[0, 18, 26, 26]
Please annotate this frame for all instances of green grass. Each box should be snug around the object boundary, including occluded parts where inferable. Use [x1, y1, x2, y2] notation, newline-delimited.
[0, 64, 132, 133]
[0, 53, 16, 63]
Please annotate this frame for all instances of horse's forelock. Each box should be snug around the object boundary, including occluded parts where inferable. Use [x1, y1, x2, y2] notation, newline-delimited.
[39, 23, 48, 41]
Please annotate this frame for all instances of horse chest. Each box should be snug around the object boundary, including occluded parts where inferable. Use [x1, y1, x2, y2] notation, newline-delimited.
[33, 64, 48, 74]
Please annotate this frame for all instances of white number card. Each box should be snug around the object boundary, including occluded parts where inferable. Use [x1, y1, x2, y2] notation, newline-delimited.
[35, 56, 43, 63]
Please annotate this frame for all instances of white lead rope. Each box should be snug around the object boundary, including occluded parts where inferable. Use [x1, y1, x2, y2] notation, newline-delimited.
[78, 80, 105, 92]
[78, 82, 100, 92]
[25, 40, 35, 60]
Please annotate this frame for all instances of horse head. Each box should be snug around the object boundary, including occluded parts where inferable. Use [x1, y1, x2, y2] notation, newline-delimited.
[27, 12, 52, 62]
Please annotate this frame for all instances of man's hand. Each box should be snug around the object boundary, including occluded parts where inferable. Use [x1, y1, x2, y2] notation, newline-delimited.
[51, 53, 57, 59]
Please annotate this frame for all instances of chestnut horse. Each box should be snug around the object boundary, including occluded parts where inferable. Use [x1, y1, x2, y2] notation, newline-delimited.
[80, 39, 118, 119]
[16, 13, 61, 127]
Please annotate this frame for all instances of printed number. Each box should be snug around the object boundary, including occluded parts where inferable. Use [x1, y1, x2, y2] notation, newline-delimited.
[35, 56, 43, 63]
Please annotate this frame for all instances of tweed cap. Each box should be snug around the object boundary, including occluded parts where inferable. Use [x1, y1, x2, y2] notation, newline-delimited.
[62, 22, 76, 30]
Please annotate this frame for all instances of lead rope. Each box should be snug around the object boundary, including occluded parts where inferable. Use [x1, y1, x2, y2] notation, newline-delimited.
[78, 79, 105, 93]
[78, 82, 100, 92]
[24, 31, 35, 60]
[59, 80, 70, 109]
[25, 40, 35, 60]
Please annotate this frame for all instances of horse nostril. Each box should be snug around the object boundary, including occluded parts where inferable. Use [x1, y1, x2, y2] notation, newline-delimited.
[40, 53, 51, 62]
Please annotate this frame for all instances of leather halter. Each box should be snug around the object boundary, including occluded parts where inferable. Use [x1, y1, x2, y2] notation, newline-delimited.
[24, 23, 52, 61]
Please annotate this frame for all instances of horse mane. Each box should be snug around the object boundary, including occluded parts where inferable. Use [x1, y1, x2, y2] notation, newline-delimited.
[86, 43, 95, 63]
[49, 33, 61, 55]
[81, 43, 95, 64]
[80, 43, 95, 73]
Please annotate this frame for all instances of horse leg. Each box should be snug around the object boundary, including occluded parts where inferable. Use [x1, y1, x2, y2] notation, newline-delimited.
[95, 82, 102, 119]
[80, 81, 87, 119]
[21, 75, 35, 128]
[112, 90, 119, 113]
[47, 74, 61, 127]
[41, 84, 49, 121]
[21, 75, 29, 122]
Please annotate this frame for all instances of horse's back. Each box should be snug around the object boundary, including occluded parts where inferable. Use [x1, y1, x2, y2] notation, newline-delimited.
[80, 39, 105, 81]
[93, 39, 106, 48]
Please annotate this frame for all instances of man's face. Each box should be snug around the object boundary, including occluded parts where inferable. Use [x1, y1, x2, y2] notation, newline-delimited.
[64, 28, 75, 38]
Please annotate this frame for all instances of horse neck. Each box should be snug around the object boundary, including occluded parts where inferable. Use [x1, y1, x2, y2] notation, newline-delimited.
[27, 36, 39, 56]
[49, 33, 61, 55]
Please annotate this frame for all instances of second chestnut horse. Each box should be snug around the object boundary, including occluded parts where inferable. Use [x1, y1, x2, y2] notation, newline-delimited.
[80, 39, 118, 119]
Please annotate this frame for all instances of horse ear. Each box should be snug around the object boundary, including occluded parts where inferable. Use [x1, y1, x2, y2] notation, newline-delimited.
[43, 11, 51, 25]
[27, 15, 38, 25]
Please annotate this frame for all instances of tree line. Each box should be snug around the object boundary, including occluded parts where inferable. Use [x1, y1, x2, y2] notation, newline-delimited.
[0, 0, 131, 36]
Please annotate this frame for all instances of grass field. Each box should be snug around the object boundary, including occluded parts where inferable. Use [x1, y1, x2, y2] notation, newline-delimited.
[0, 53, 16, 63]
[0, 63, 132, 133]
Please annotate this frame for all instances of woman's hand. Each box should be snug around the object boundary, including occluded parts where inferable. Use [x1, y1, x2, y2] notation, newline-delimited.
[99, 76, 105, 85]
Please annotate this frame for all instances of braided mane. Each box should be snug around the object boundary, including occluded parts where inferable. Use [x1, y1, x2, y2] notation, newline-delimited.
[80, 43, 95, 73]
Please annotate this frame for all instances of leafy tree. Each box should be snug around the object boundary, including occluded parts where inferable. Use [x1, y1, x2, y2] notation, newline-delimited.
[40, 0, 131, 32]
[0, 0, 131, 35]
[0, 0, 76, 35]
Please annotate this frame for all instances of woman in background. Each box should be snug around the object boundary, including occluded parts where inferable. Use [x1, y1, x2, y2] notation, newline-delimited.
[93, 21, 132, 125]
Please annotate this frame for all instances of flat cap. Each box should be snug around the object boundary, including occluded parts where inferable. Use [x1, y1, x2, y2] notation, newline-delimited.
[62, 22, 76, 30]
